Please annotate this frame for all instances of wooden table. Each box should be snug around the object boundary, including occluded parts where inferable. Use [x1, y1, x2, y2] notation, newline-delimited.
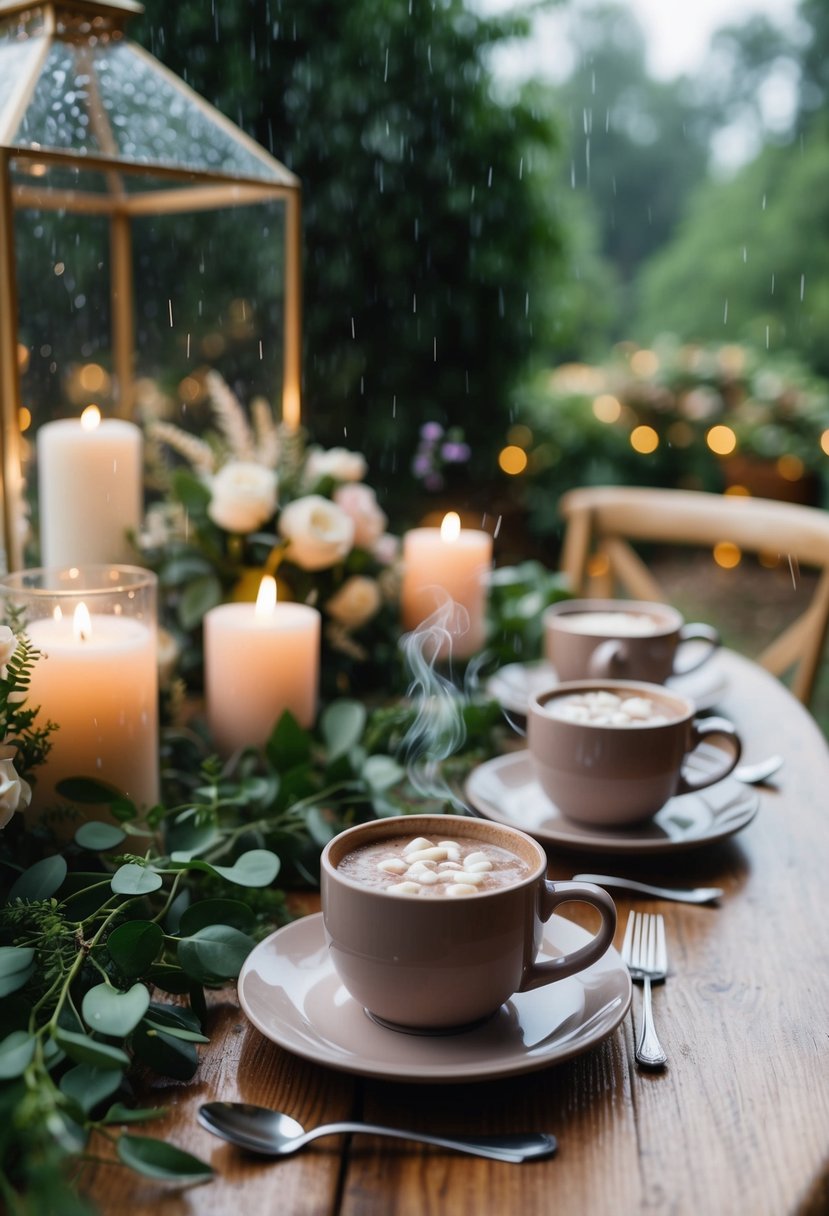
[81, 651, 829, 1216]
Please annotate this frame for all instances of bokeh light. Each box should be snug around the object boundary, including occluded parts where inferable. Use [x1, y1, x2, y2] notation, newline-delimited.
[706, 425, 737, 455]
[507, 423, 533, 448]
[592, 394, 621, 424]
[776, 454, 804, 481]
[498, 445, 528, 475]
[630, 425, 659, 454]
[713, 541, 741, 569]
[630, 349, 659, 377]
[821, 429, 829, 457]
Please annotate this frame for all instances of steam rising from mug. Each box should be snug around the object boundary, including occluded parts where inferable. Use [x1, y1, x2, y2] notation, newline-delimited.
[398, 593, 487, 807]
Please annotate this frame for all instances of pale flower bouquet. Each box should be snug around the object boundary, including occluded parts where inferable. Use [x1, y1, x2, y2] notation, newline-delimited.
[137, 372, 404, 699]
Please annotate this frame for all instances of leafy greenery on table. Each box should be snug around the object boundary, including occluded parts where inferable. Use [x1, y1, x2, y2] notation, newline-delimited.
[0, 683, 504, 1214]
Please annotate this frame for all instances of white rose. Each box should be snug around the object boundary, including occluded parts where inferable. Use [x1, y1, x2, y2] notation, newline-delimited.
[372, 532, 400, 567]
[305, 447, 367, 484]
[326, 576, 383, 630]
[333, 483, 388, 548]
[0, 626, 17, 675]
[208, 461, 278, 534]
[0, 747, 31, 829]
[279, 495, 355, 571]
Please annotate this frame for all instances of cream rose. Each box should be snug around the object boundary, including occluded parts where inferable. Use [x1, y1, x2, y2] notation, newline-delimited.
[208, 461, 278, 534]
[305, 447, 367, 484]
[278, 495, 355, 571]
[333, 483, 388, 549]
[326, 576, 383, 630]
[0, 747, 31, 829]
[0, 626, 17, 677]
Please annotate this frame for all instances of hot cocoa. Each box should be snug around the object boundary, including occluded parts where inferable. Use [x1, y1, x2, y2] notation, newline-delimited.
[544, 689, 680, 727]
[554, 610, 663, 637]
[336, 833, 530, 898]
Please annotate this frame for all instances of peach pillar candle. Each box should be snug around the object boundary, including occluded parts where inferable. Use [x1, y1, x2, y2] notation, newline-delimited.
[401, 512, 493, 658]
[37, 406, 143, 567]
[205, 575, 321, 754]
[25, 604, 159, 814]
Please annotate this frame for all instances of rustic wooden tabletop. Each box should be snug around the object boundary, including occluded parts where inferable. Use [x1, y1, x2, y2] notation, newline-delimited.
[80, 650, 829, 1216]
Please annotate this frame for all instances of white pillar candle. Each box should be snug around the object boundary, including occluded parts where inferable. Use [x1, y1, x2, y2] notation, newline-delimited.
[25, 604, 159, 815]
[204, 576, 321, 755]
[401, 512, 493, 658]
[38, 406, 143, 567]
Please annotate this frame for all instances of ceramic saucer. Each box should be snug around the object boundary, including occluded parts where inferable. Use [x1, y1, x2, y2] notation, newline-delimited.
[464, 750, 759, 854]
[485, 657, 729, 724]
[237, 913, 631, 1084]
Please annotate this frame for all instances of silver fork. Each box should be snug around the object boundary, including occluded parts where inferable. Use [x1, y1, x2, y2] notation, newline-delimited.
[621, 911, 668, 1070]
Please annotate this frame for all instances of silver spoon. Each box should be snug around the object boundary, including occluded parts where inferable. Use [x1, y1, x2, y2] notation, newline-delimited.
[198, 1102, 557, 1164]
[572, 874, 723, 904]
[733, 754, 784, 785]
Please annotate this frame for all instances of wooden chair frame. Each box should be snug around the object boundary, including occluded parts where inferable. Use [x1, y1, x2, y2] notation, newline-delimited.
[559, 486, 829, 707]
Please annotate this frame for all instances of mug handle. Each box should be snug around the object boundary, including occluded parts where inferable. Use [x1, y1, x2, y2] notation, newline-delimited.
[587, 639, 628, 678]
[672, 622, 721, 676]
[676, 716, 742, 795]
[520, 882, 617, 990]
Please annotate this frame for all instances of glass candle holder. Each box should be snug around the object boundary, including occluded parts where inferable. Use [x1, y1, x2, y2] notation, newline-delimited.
[0, 566, 159, 822]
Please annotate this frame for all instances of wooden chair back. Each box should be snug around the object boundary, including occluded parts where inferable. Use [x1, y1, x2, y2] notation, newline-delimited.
[558, 485, 829, 707]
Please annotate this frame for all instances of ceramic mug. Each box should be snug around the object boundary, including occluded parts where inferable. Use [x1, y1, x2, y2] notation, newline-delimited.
[544, 598, 720, 684]
[527, 680, 742, 827]
[320, 814, 616, 1031]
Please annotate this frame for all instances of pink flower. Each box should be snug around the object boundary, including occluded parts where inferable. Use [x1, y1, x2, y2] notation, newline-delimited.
[333, 483, 388, 549]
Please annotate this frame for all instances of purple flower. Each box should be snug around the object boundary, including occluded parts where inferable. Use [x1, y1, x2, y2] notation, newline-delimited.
[412, 454, 432, 477]
[420, 422, 444, 441]
[440, 442, 471, 463]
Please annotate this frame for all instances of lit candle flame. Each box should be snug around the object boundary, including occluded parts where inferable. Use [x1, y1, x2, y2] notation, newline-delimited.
[440, 512, 461, 543]
[73, 602, 92, 641]
[255, 575, 277, 616]
[80, 404, 101, 431]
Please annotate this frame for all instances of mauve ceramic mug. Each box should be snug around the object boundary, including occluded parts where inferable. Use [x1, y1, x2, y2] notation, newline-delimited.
[320, 814, 616, 1031]
[544, 598, 720, 684]
[527, 680, 742, 828]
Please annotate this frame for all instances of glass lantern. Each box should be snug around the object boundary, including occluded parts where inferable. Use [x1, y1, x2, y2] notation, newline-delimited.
[0, 0, 302, 570]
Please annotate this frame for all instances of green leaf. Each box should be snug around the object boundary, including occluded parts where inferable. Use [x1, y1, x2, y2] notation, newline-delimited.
[178, 898, 256, 936]
[52, 1028, 130, 1070]
[141, 1018, 209, 1044]
[363, 754, 404, 790]
[158, 553, 215, 587]
[143, 965, 193, 995]
[178, 574, 223, 630]
[210, 850, 280, 888]
[177, 924, 255, 983]
[59, 1064, 124, 1114]
[116, 1135, 213, 1183]
[82, 983, 150, 1037]
[8, 855, 67, 901]
[130, 1022, 199, 1080]
[74, 821, 127, 850]
[167, 818, 221, 861]
[107, 920, 163, 977]
[170, 468, 212, 513]
[57, 776, 124, 804]
[146, 1003, 203, 1034]
[320, 699, 366, 760]
[103, 1103, 167, 1125]
[0, 965, 35, 998]
[304, 806, 339, 848]
[265, 710, 311, 770]
[0, 946, 35, 977]
[111, 864, 163, 896]
[0, 1030, 35, 1079]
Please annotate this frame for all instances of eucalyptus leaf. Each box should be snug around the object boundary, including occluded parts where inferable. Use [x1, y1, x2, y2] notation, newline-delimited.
[265, 710, 310, 771]
[8, 855, 67, 901]
[74, 821, 127, 851]
[0, 946, 35, 977]
[52, 1028, 129, 1071]
[141, 1018, 209, 1044]
[178, 898, 256, 936]
[177, 924, 255, 982]
[130, 1021, 199, 1080]
[59, 1064, 123, 1114]
[102, 1103, 168, 1125]
[305, 806, 339, 847]
[82, 983, 150, 1037]
[320, 699, 366, 760]
[363, 754, 405, 790]
[107, 920, 163, 976]
[166, 815, 221, 860]
[178, 574, 223, 630]
[57, 776, 123, 804]
[0, 965, 35, 998]
[111, 864, 163, 896]
[146, 1002, 203, 1034]
[170, 468, 212, 512]
[116, 1135, 213, 1183]
[0, 1030, 36, 1079]
[210, 849, 280, 888]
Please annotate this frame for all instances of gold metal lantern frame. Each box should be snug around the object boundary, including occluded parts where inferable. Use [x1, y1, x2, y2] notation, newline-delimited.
[0, 0, 302, 570]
